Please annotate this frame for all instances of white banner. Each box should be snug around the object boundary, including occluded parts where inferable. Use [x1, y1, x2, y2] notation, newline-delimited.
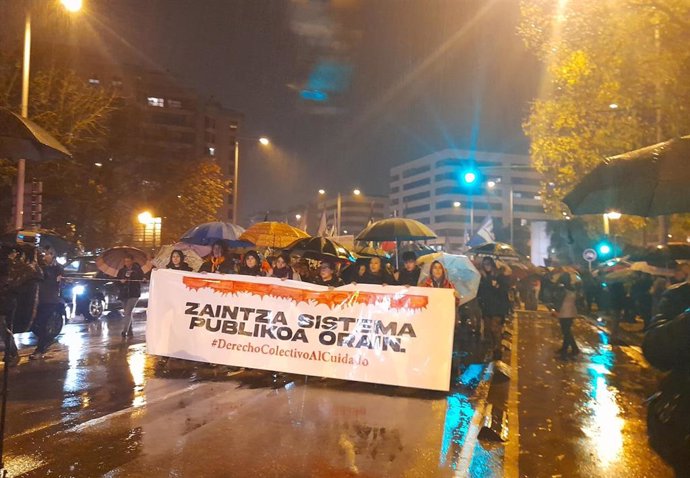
[146, 269, 456, 391]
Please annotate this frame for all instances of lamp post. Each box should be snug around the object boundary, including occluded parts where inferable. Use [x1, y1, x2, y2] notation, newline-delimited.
[233, 136, 269, 225]
[15, 0, 82, 230]
[137, 211, 161, 250]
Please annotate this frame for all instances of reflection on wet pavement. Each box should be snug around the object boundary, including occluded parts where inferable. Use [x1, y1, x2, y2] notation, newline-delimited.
[3, 319, 491, 477]
[516, 312, 672, 478]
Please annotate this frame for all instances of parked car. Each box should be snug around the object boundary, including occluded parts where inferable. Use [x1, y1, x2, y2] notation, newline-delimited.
[60, 256, 122, 321]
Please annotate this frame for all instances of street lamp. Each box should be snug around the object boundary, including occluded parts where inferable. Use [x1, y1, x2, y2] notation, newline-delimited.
[353, 188, 361, 196]
[453, 201, 461, 208]
[137, 211, 161, 250]
[295, 214, 301, 220]
[233, 135, 270, 225]
[137, 211, 153, 224]
[318, 189, 326, 195]
[14, 0, 82, 230]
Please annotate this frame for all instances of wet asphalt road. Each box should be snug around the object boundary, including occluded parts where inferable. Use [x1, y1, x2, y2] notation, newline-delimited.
[1, 309, 673, 477]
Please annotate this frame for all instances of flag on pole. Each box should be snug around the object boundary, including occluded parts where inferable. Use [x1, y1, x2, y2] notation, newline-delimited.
[317, 209, 327, 236]
[467, 216, 495, 247]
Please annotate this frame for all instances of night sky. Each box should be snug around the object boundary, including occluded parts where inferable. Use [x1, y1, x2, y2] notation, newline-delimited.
[13, 0, 542, 220]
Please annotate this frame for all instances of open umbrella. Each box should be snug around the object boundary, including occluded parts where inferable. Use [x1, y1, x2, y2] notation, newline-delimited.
[354, 245, 390, 258]
[0, 108, 71, 161]
[468, 242, 520, 259]
[96, 246, 151, 277]
[563, 135, 690, 217]
[356, 218, 437, 242]
[152, 244, 205, 271]
[628, 243, 690, 268]
[356, 218, 437, 268]
[180, 222, 245, 246]
[285, 237, 356, 263]
[417, 252, 481, 305]
[240, 222, 309, 249]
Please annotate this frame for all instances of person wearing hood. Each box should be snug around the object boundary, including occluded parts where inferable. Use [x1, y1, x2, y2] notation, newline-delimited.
[239, 250, 265, 277]
[118, 254, 145, 338]
[395, 251, 422, 286]
[199, 241, 234, 274]
[269, 252, 299, 280]
[166, 249, 193, 271]
[477, 256, 511, 361]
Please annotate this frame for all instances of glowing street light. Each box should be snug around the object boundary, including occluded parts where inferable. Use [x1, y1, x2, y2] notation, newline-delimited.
[605, 211, 622, 220]
[609, 103, 619, 110]
[453, 201, 461, 208]
[259, 137, 270, 146]
[60, 0, 83, 12]
[353, 189, 361, 196]
[487, 180, 496, 189]
[137, 211, 153, 225]
[318, 189, 326, 195]
[295, 214, 301, 220]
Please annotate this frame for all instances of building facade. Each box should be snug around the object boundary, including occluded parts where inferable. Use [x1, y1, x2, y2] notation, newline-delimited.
[73, 57, 244, 223]
[389, 150, 549, 251]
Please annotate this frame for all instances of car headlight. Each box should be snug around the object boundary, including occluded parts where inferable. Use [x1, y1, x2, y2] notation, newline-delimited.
[73, 285, 86, 296]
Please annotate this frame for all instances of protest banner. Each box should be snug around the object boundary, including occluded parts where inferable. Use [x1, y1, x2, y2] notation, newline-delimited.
[146, 269, 456, 391]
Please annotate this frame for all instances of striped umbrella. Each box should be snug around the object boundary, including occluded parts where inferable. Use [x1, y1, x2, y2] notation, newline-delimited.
[180, 222, 245, 246]
[240, 222, 309, 249]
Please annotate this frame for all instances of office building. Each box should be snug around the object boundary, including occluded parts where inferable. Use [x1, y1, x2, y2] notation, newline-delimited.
[389, 149, 549, 251]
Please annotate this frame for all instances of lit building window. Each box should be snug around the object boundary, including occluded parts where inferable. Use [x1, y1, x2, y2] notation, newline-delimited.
[147, 97, 164, 107]
[168, 99, 182, 108]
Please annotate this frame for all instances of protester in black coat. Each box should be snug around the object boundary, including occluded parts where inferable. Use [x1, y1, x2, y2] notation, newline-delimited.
[477, 256, 510, 360]
[166, 249, 193, 271]
[117, 255, 145, 337]
[357, 257, 394, 285]
[199, 241, 235, 274]
[269, 252, 298, 280]
[238, 250, 265, 277]
[395, 251, 421, 286]
[31, 248, 64, 359]
[314, 260, 344, 287]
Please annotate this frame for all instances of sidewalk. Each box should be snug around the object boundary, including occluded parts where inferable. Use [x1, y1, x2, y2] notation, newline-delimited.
[514, 310, 671, 478]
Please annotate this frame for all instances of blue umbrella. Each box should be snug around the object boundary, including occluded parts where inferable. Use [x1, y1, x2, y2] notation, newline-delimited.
[180, 222, 245, 246]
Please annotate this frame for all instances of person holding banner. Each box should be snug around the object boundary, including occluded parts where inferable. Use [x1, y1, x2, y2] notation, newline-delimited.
[395, 251, 422, 286]
[268, 252, 299, 281]
[239, 250, 266, 277]
[314, 260, 344, 287]
[166, 250, 193, 272]
[358, 257, 395, 285]
[199, 241, 235, 274]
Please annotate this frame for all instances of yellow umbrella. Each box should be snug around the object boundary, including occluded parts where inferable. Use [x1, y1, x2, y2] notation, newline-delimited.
[239, 222, 309, 249]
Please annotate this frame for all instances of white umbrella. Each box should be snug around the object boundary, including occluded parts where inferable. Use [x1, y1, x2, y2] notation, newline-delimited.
[153, 244, 205, 271]
[417, 252, 481, 305]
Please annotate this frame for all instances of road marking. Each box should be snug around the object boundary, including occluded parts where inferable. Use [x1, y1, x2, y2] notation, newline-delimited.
[504, 315, 520, 478]
[67, 383, 202, 433]
[453, 362, 494, 477]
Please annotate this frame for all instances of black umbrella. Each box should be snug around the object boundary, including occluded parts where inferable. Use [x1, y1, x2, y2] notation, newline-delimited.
[563, 135, 690, 217]
[0, 108, 71, 161]
[356, 218, 437, 242]
[628, 243, 690, 268]
[284, 237, 356, 263]
[356, 218, 437, 268]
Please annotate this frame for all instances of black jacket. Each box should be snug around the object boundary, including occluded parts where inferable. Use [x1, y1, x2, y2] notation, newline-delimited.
[199, 258, 235, 274]
[397, 266, 421, 286]
[359, 270, 395, 285]
[477, 272, 510, 317]
[39, 262, 64, 304]
[167, 263, 193, 272]
[315, 276, 344, 287]
[117, 263, 144, 300]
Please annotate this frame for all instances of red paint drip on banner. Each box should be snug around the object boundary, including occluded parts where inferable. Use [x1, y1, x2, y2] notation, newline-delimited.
[181, 276, 429, 311]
